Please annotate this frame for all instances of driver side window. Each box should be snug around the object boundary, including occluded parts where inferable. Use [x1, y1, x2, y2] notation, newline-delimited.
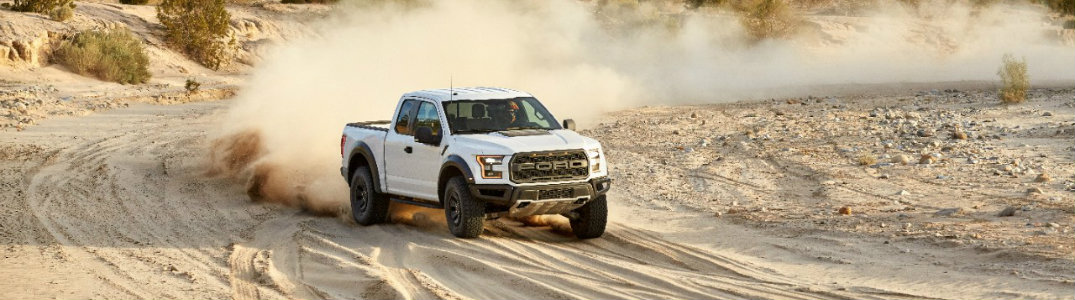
[415, 102, 441, 135]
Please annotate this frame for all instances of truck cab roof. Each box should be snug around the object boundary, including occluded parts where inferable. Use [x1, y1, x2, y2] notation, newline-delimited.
[403, 87, 533, 102]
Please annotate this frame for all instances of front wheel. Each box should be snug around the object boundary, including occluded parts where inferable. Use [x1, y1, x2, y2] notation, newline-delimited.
[350, 166, 389, 225]
[570, 195, 607, 239]
[443, 176, 485, 238]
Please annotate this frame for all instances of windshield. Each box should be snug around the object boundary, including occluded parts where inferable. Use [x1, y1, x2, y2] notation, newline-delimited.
[443, 97, 561, 134]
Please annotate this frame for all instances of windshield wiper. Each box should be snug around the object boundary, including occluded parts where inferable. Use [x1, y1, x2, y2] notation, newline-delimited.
[503, 126, 548, 131]
[453, 129, 499, 134]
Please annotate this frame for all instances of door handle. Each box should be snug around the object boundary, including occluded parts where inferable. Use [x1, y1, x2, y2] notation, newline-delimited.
[404, 146, 413, 154]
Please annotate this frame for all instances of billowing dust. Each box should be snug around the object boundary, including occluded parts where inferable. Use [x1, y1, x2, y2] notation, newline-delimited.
[207, 0, 1074, 230]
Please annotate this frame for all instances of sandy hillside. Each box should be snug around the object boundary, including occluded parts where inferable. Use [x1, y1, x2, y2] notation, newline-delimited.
[0, 88, 1071, 299]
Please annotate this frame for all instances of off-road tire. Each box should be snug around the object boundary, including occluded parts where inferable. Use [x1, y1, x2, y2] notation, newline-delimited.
[350, 166, 389, 225]
[570, 195, 607, 239]
[443, 176, 484, 238]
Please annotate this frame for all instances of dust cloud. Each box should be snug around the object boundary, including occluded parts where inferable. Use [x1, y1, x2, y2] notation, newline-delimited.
[209, 0, 1074, 220]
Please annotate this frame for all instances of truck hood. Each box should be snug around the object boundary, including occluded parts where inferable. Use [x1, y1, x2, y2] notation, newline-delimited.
[452, 130, 600, 154]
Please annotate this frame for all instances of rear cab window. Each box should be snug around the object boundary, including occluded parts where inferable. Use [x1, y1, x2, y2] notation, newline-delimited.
[394, 100, 419, 135]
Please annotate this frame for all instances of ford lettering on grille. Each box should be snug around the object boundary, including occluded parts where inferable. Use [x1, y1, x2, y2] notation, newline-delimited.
[510, 150, 589, 183]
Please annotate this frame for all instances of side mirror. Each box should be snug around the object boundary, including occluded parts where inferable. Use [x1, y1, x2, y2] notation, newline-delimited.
[415, 126, 441, 145]
[562, 119, 576, 131]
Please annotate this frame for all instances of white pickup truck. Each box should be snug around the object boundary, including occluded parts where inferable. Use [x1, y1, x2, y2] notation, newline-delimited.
[340, 87, 611, 239]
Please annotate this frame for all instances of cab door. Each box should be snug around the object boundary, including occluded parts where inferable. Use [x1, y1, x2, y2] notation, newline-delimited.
[384, 99, 419, 196]
[384, 99, 444, 201]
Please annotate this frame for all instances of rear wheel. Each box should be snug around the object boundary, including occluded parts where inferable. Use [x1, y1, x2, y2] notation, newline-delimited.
[350, 166, 389, 225]
[570, 195, 607, 239]
[443, 176, 484, 238]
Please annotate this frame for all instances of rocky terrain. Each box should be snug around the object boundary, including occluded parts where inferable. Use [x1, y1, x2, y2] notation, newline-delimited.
[588, 85, 1075, 279]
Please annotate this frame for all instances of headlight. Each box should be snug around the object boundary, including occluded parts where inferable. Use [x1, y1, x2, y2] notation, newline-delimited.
[476, 155, 504, 179]
[586, 148, 602, 172]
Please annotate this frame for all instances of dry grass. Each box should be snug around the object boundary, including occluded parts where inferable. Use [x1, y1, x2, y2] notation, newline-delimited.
[856, 154, 877, 166]
[48, 3, 72, 21]
[734, 0, 800, 41]
[157, 0, 231, 70]
[997, 53, 1029, 104]
[54, 29, 151, 84]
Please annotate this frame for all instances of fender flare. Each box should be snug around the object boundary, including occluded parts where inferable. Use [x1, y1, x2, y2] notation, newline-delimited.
[347, 141, 383, 193]
[440, 155, 475, 184]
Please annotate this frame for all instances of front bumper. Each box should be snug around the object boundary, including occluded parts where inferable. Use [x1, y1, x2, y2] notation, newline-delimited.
[470, 177, 611, 217]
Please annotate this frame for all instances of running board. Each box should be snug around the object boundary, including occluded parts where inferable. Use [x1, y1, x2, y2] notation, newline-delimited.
[389, 197, 442, 208]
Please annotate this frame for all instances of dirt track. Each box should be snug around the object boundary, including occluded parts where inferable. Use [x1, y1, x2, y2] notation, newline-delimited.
[0, 95, 1071, 299]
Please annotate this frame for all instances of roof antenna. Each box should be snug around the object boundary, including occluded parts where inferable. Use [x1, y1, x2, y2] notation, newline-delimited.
[449, 75, 453, 101]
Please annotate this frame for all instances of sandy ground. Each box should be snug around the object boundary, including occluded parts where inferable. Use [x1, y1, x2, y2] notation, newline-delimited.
[0, 84, 1071, 299]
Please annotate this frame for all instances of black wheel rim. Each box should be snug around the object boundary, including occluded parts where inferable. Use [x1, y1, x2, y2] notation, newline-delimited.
[447, 190, 461, 227]
[353, 180, 368, 213]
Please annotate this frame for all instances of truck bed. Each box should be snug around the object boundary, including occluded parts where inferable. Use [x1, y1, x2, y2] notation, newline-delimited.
[346, 120, 391, 131]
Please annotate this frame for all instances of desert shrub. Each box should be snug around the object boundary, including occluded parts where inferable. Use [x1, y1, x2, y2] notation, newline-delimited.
[856, 154, 877, 166]
[48, 3, 72, 21]
[997, 53, 1028, 104]
[54, 29, 151, 84]
[11, 0, 71, 14]
[157, 0, 231, 70]
[185, 78, 201, 93]
[735, 0, 798, 40]
[120, 0, 151, 4]
[1039, 0, 1075, 16]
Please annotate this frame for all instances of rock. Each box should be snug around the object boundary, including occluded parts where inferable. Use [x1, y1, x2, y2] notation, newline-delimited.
[838, 206, 852, 215]
[997, 206, 1017, 217]
[935, 208, 963, 216]
[902, 223, 913, 230]
[1027, 187, 1044, 194]
[1035, 173, 1051, 183]
[879, 174, 890, 179]
[822, 180, 836, 185]
[1000, 165, 1013, 172]
[690, 112, 698, 118]
[892, 154, 910, 165]
[1048, 222, 1060, 228]
[951, 130, 967, 140]
[917, 129, 934, 137]
[936, 175, 948, 180]
[919, 154, 935, 164]
[1042, 111, 1052, 117]
[672, 130, 681, 135]
[713, 211, 723, 217]
[896, 190, 911, 196]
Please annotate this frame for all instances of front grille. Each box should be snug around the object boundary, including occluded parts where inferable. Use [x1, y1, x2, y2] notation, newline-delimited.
[510, 150, 589, 183]
[538, 188, 573, 200]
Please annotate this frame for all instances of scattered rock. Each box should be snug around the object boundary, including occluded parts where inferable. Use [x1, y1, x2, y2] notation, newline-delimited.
[892, 154, 910, 165]
[951, 130, 967, 140]
[838, 206, 852, 215]
[672, 130, 681, 135]
[1042, 111, 1052, 117]
[690, 112, 698, 118]
[919, 154, 935, 164]
[879, 174, 890, 179]
[896, 190, 911, 196]
[935, 208, 963, 217]
[1035, 173, 1051, 183]
[917, 129, 934, 137]
[1027, 187, 1044, 194]
[997, 206, 1017, 217]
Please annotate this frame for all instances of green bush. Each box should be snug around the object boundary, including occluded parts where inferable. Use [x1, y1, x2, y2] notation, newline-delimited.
[185, 78, 201, 93]
[997, 53, 1029, 104]
[48, 3, 72, 21]
[11, 0, 70, 14]
[157, 0, 231, 70]
[54, 29, 152, 84]
[119, 0, 150, 4]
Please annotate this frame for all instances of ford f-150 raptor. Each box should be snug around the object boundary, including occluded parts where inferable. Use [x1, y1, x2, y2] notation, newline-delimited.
[340, 87, 611, 238]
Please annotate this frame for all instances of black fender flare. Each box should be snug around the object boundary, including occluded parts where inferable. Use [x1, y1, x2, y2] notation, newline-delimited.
[346, 141, 383, 193]
[438, 155, 475, 201]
